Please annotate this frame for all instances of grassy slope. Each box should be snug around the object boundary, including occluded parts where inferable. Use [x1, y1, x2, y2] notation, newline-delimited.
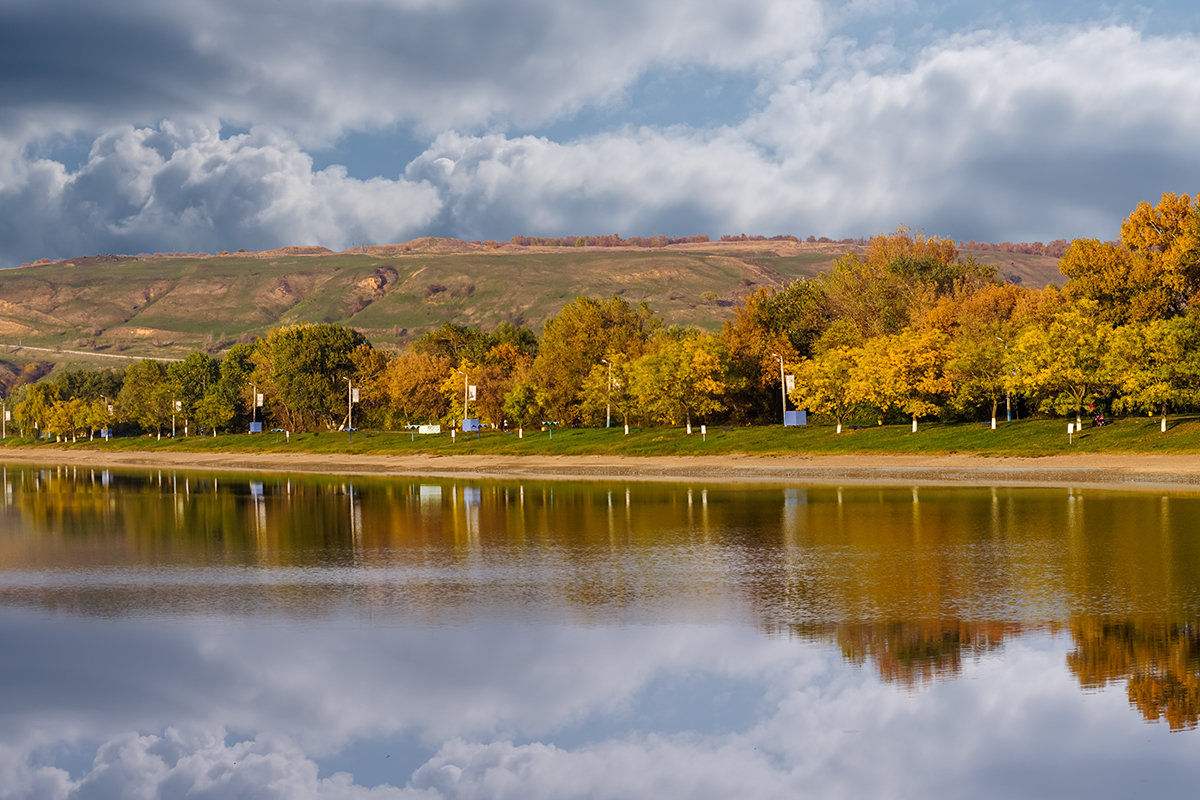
[0, 244, 1063, 363]
[3, 417, 1194, 459]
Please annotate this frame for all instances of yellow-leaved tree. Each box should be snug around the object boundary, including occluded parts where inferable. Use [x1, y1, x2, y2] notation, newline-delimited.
[855, 328, 952, 433]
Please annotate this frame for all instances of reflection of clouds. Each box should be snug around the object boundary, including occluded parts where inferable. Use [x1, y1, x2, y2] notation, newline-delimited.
[1, 612, 1196, 799]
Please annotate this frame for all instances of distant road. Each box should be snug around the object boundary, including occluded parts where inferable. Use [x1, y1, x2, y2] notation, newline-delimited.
[1, 343, 182, 363]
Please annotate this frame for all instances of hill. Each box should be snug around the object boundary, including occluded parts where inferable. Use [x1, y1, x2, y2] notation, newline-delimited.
[0, 239, 1063, 365]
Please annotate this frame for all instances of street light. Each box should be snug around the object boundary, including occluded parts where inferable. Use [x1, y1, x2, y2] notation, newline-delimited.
[996, 336, 1010, 425]
[771, 352, 787, 427]
[601, 358, 612, 428]
[456, 369, 468, 424]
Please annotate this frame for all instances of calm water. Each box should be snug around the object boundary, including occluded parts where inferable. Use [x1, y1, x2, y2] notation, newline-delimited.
[1, 464, 1197, 799]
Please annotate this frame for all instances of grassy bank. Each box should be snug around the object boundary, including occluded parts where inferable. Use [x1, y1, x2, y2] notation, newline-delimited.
[3, 416, 1198, 458]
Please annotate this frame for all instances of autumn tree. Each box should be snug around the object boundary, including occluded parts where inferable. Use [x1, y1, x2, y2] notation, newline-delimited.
[855, 328, 952, 432]
[384, 351, 452, 425]
[630, 332, 728, 430]
[1011, 301, 1112, 426]
[720, 280, 828, 423]
[531, 296, 659, 422]
[790, 344, 865, 433]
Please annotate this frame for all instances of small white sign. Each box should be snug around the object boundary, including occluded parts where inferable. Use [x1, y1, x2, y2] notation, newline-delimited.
[174, 400, 182, 411]
[784, 374, 795, 392]
[468, 385, 477, 401]
[418, 424, 441, 435]
[255, 393, 264, 407]
[351, 387, 360, 403]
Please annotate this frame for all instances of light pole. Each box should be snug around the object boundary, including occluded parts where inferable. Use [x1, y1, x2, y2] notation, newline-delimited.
[456, 369, 468, 424]
[344, 377, 354, 431]
[996, 337, 1010, 425]
[601, 358, 612, 428]
[1, 396, 5, 440]
[772, 352, 787, 426]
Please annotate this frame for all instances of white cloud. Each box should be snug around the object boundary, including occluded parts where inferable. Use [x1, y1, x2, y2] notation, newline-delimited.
[0, 122, 441, 261]
[407, 25, 1200, 243]
[5, 13, 1200, 262]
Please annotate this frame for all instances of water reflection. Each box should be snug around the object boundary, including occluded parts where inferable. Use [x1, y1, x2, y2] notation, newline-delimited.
[1, 464, 1198, 797]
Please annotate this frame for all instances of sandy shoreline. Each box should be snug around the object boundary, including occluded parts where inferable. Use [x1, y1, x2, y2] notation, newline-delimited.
[4, 447, 1200, 491]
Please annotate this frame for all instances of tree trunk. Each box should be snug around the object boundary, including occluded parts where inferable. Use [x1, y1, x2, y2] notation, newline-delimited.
[991, 398, 998, 430]
[836, 421, 842, 434]
[1161, 402, 1168, 433]
[911, 415, 918, 433]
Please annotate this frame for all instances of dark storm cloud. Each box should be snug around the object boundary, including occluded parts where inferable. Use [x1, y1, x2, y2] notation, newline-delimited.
[0, 0, 820, 144]
[0, 0, 229, 134]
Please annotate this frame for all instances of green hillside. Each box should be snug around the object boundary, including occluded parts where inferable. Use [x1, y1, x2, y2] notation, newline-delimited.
[0, 240, 1063, 364]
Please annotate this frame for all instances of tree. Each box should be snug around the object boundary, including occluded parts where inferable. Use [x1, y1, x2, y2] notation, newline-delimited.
[384, 351, 452, 425]
[251, 324, 368, 431]
[1011, 302, 1112, 426]
[1059, 193, 1200, 322]
[790, 345, 865, 433]
[579, 352, 638, 428]
[501, 381, 544, 428]
[947, 331, 1010, 429]
[167, 352, 220, 435]
[630, 332, 727, 429]
[1107, 317, 1200, 431]
[720, 280, 828, 423]
[531, 296, 659, 422]
[855, 329, 952, 432]
[13, 381, 57, 437]
[117, 360, 173, 436]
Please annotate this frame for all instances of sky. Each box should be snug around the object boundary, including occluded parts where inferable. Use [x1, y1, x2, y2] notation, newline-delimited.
[3, 0, 1200, 266]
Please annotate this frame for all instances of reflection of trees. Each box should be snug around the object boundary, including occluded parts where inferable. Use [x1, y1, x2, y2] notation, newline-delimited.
[783, 620, 1025, 688]
[1067, 618, 1200, 731]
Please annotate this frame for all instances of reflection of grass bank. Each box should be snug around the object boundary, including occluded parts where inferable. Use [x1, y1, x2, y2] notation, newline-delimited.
[4, 417, 1200, 457]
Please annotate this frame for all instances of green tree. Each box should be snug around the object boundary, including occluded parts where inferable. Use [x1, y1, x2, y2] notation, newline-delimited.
[13, 382, 57, 437]
[168, 352, 220, 435]
[117, 360, 173, 436]
[252, 324, 368, 431]
[1107, 317, 1200, 431]
[946, 330, 1010, 429]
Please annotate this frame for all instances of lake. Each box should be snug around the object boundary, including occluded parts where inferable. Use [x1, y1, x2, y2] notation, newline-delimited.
[0, 463, 1197, 798]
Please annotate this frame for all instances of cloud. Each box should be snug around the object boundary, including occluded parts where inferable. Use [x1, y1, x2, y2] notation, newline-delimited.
[5, 13, 1200, 263]
[408, 25, 1200, 243]
[0, 121, 441, 261]
[0, 0, 824, 143]
[0, 610, 1195, 800]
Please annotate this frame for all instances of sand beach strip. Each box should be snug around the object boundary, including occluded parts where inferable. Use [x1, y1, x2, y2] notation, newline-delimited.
[4, 447, 1200, 491]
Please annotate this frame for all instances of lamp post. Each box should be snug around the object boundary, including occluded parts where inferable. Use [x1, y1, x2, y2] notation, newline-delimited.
[996, 336, 1010, 425]
[344, 377, 354, 431]
[772, 352, 787, 426]
[456, 369, 468, 425]
[601, 358, 612, 428]
[1, 397, 6, 440]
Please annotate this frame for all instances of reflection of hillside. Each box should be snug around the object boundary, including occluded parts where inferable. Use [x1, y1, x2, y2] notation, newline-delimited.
[1067, 618, 1200, 731]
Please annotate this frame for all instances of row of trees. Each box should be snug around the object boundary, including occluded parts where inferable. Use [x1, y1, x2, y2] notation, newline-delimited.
[3, 193, 1198, 438]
